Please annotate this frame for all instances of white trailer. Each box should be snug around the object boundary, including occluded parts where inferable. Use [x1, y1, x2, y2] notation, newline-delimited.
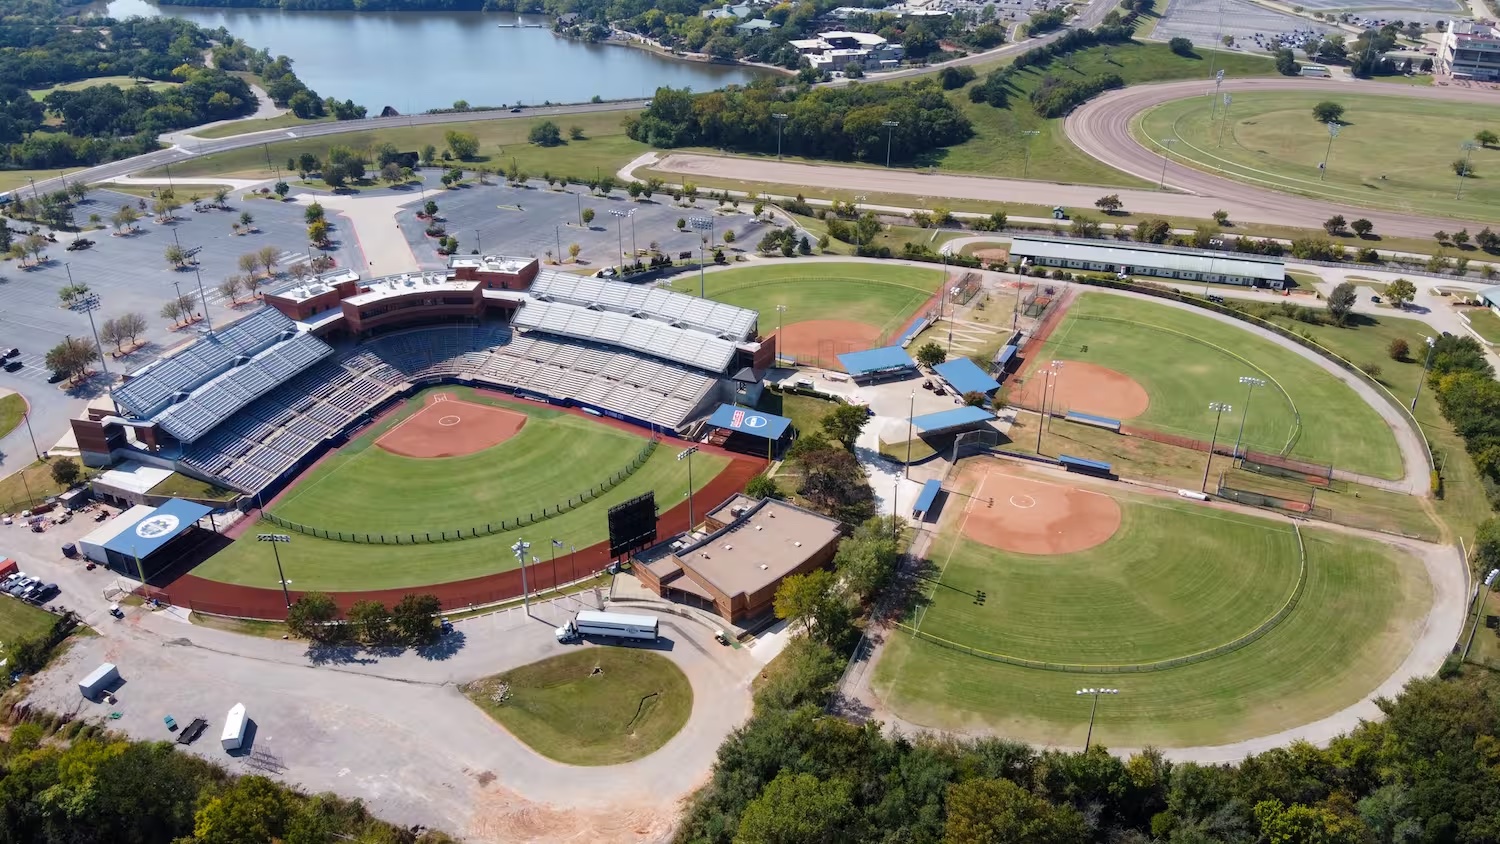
[221, 702, 247, 751]
[78, 663, 119, 700]
[556, 610, 659, 643]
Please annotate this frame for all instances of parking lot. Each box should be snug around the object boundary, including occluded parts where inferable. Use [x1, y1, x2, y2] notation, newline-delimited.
[1152, 0, 1339, 50]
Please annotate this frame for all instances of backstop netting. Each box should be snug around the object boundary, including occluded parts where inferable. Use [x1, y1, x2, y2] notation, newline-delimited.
[952, 429, 1000, 463]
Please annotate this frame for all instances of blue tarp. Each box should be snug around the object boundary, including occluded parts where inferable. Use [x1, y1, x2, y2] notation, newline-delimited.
[933, 358, 1001, 396]
[102, 498, 213, 559]
[912, 479, 942, 518]
[911, 406, 994, 434]
[837, 346, 916, 377]
[896, 317, 931, 347]
[1065, 411, 1123, 429]
[706, 403, 792, 440]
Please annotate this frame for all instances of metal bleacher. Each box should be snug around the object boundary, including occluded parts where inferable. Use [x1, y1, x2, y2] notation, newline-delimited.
[512, 300, 737, 373]
[529, 270, 757, 340]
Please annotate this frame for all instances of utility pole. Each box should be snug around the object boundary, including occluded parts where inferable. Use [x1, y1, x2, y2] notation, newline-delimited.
[257, 534, 294, 609]
[1020, 129, 1041, 178]
[1320, 123, 1340, 182]
[882, 120, 900, 168]
[1232, 376, 1265, 458]
[511, 539, 531, 615]
[1075, 688, 1118, 751]
[1203, 401, 1232, 492]
[1157, 138, 1177, 189]
[1412, 336, 1436, 410]
[1456, 141, 1478, 200]
[21, 408, 41, 460]
[904, 391, 915, 478]
[772, 112, 789, 160]
[677, 447, 698, 533]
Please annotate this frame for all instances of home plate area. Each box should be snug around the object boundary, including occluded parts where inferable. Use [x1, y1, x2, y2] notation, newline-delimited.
[375, 393, 528, 458]
[960, 466, 1122, 556]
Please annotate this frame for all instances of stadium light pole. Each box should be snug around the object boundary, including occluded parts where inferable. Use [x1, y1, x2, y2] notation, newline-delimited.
[775, 304, 787, 367]
[677, 447, 698, 534]
[882, 120, 900, 168]
[1202, 402, 1232, 492]
[550, 538, 563, 591]
[772, 112, 789, 160]
[690, 216, 714, 297]
[1456, 141, 1478, 200]
[905, 391, 915, 479]
[609, 208, 631, 273]
[511, 539, 531, 615]
[1044, 360, 1063, 432]
[1157, 138, 1177, 189]
[1411, 336, 1436, 410]
[1217, 93, 1232, 147]
[66, 288, 109, 379]
[1232, 376, 1266, 459]
[1020, 130, 1041, 179]
[257, 534, 293, 609]
[1320, 123, 1340, 182]
[1075, 688, 1118, 751]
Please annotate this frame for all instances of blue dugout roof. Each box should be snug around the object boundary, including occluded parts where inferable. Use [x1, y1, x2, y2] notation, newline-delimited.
[911, 406, 994, 434]
[838, 346, 915, 377]
[706, 403, 792, 440]
[933, 358, 1001, 395]
[912, 479, 942, 518]
[102, 498, 213, 559]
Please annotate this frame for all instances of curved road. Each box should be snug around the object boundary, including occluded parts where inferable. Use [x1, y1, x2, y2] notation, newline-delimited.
[1064, 77, 1500, 237]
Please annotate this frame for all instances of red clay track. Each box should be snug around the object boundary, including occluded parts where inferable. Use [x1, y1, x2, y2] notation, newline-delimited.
[1064, 78, 1500, 238]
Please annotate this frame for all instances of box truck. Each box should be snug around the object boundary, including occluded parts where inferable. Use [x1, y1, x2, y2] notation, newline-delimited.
[78, 663, 119, 700]
[556, 610, 659, 643]
[221, 703, 246, 751]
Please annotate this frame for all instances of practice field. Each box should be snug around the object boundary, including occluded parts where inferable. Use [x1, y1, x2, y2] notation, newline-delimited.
[1135, 91, 1499, 222]
[191, 387, 728, 591]
[873, 460, 1432, 746]
[669, 263, 942, 365]
[463, 649, 692, 766]
[1016, 293, 1403, 479]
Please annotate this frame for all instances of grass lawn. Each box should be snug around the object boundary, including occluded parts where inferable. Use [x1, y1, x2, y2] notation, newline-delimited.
[463, 648, 691, 765]
[0, 393, 24, 440]
[192, 387, 727, 591]
[757, 389, 841, 440]
[670, 262, 943, 344]
[1463, 307, 1500, 345]
[147, 472, 239, 502]
[875, 484, 1432, 745]
[145, 110, 648, 184]
[0, 460, 90, 512]
[191, 113, 332, 139]
[1033, 293, 1404, 479]
[0, 599, 56, 661]
[788, 213, 965, 257]
[28, 76, 178, 101]
[1135, 90, 1500, 223]
[94, 182, 239, 201]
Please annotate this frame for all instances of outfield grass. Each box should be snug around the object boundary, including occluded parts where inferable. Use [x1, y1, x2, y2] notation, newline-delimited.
[191, 113, 332, 139]
[464, 648, 691, 765]
[1136, 91, 1500, 222]
[876, 493, 1431, 745]
[0, 599, 56, 661]
[1038, 293, 1404, 479]
[0, 393, 24, 440]
[669, 262, 942, 343]
[192, 388, 726, 591]
[28, 76, 178, 101]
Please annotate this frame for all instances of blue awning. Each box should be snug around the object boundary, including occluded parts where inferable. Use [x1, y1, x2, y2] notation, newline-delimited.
[706, 403, 791, 440]
[912, 479, 942, 518]
[102, 498, 213, 559]
[911, 406, 994, 434]
[934, 358, 1000, 395]
[1479, 285, 1500, 308]
[837, 346, 915, 376]
[995, 345, 1018, 367]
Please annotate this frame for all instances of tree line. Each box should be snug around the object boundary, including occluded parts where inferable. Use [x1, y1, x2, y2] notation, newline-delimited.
[625, 79, 973, 164]
[967, 13, 1143, 109]
[1427, 333, 1500, 510]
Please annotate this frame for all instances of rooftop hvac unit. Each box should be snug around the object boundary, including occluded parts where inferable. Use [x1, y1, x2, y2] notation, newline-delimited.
[794, 542, 802, 547]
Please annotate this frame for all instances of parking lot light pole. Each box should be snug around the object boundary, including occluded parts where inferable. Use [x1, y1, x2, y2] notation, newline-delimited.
[1020, 130, 1041, 179]
[22, 408, 41, 460]
[67, 289, 109, 379]
[1412, 336, 1436, 410]
[772, 112, 789, 160]
[511, 539, 531, 614]
[690, 216, 714, 297]
[1456, 141, 1478, 200]
[678, 446, 698, 532]
[1157, 138, 1177, 189]
[1075, 688, 1118, 751]
[882, 120, 900, 168]
[1203, 402, 1232, 492]
[609, 209, 629, 272]
[1320, 123, 1340, 182]
[257, 534, 293, 609]
[1232, 376, 1265, 458]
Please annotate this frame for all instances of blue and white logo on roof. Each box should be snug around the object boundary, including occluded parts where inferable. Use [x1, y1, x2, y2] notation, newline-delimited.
[135, 514, 180, 539]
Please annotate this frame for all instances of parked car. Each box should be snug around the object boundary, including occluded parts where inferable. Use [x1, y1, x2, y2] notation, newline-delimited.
[26, 583, 58, 604]
[1, 347, 17, 359]
[1371, 295, 1382, 304]
[46, 370, 67, 383]
[65, 238, 94, 251]
[2, 360, 21, 372]
[509, 107, 522, 113]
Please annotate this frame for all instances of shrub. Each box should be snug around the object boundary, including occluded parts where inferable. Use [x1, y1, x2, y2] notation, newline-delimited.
[1168, 36, 1194, 56]
[1388, 338, 1410, 361]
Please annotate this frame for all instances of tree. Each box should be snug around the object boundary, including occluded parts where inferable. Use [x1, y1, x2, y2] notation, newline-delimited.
[347, 600, 391, 645]
[420, 143, 437, 166]
[160, 298, 184, 325]
[834, 516, 902, 603]
[244, 273, 264, 299]
[305, 202, 325, 224]
[581, 207, 596, 225]
[1168, 36, 1194, 56]
[1453, 228, 1471, 248]
[1323, 215, 1347, 235]
[1385, 277, 1417, 308]
[258, 245, 280, 277]
[773, 569, 846, 639]
[50, 456, 82, 487]
[193, 775, 291, 844]
[1350, 218, 1374, 238]
[1453, 158, 1476, 177]
[735, 772, 862, 844]
[45, 336, 99, 382]
[567, 242, 581, 261]
[1478, 129, 1499, 148]
[723, 229, 736, 244]
[1275, 47, 1301, 75]
[1094, 193, 1123, 213]
[945, 777, 1088, 844]
[528, 120, 564, 147]
[795, 441, 875, 523]
[237, 252, 260, 278]
[1312, 101, 1345, 124]
[1213, 209, 1231, 225]
[1388, 337, 1410, 361]
[239, 210, 254, 230]
[1070, 214, 1102, 239]
[286, 593, 339, 641]
[164, 243, 187, 269]
[100, 317, 124, 352]
[1253, 799, 1367, 844]
[821, 403, 870, 451]
[379, 161, 403, 184]
[745, 474, 783, 500]
[1327, 281, 1358, 325]
[218, 274, 245, 304]
[963, 390, 987, 407]
[1135, 218, 1172, 244]
[307, 219, 329, 245]
[915, 341, 947, 368]
[444, 130, 480, 160]
[273, 181, 289, 199]
[391, 593, 441, 644]
[110, 204, 139, 233]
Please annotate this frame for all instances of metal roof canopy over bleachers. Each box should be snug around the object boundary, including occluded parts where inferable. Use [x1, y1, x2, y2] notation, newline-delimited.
[911, 406, 994, 435]
[837, 346, 916, 377]
[513, 299, 738, 373]
[933, 358, 1001, 395]
[114, 308, 302, 417]
[1009, 235, 1286, 282]
[529, 270, 758, 340]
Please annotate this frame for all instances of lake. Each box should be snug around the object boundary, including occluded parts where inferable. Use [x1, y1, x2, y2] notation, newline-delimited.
[99, 0, 764, 113]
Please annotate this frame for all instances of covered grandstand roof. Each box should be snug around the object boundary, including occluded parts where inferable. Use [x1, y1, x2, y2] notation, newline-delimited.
[706, 403, 791, 440]
[911, 406, 994, 434]
[1009, 235, 1285, 282]
[837, 346, 916, 377]
[100, 498, 213, 559]
[513, 299, 738, 373]
[113, 308, 334, 443]
[934, 358, 1000, 395]
[530, 270, 758, 341]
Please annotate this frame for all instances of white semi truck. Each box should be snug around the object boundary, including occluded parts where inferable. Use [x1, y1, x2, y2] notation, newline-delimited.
[556, 610, 659, 643]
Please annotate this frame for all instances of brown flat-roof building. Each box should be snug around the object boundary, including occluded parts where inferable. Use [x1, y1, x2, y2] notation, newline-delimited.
[634, 494, 842, 623]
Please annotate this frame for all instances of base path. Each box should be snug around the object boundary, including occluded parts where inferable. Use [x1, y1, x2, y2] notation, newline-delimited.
[962, 465, 1122, 555]
[376, 394, 526, 458]
[1064, 77, 1500, 237]
[1010, 361, 1150, 420]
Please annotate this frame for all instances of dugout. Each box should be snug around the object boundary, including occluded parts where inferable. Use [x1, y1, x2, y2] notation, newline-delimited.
[933, 358, 1001, 400]
[703, 403, 792, 457]
[837, 346, 917, 382]
[911, 406, 995, 437]
[77, 498, 221, 580]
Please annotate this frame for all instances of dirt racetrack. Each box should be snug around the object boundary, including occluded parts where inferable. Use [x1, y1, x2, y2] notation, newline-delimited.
[1010, 361, 1150, 421]
[376, 393, 527, 458]
[962, 464, 1122, 555]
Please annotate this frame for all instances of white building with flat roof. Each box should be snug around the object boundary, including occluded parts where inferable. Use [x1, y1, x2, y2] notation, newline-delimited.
[1439, 19, 1500, 80]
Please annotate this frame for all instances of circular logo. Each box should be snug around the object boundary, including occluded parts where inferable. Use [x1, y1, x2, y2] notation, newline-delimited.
[135, 514, 180, 540]
[744, 416, 767, 429]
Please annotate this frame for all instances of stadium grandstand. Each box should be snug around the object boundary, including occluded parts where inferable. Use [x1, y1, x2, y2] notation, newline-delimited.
[72, 267, 768, 498]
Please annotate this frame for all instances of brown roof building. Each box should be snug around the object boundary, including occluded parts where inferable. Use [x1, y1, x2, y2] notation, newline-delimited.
[634, 494, 843, 623]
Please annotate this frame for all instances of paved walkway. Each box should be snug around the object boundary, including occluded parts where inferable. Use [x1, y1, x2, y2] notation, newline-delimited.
[295, 192, 421, 277]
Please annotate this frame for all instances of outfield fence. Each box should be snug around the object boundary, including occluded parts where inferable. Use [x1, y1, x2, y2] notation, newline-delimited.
[900, 525, 1308, 674]
[261, 438, 659, 544]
